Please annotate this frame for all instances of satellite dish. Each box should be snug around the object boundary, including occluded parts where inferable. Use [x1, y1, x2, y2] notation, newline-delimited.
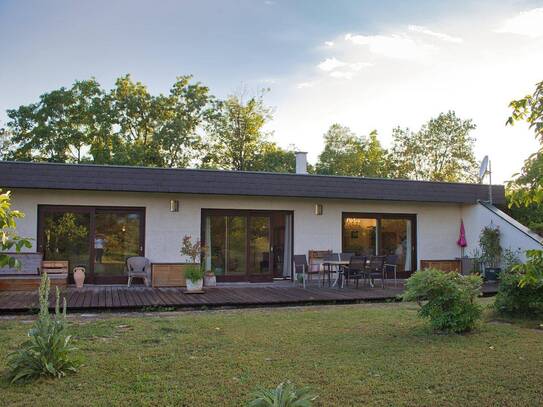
[479, 155, 489, 182]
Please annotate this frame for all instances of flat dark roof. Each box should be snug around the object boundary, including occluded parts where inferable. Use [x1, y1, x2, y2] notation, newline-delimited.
[0, 161, 505, 204]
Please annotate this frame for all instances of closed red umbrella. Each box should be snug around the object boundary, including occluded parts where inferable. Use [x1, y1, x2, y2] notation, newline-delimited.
[457, 219, 467, 251]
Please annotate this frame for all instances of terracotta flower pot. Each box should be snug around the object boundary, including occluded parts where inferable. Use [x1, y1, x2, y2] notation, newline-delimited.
[204, 272, 216, 287]
[73, 267, 86, 288]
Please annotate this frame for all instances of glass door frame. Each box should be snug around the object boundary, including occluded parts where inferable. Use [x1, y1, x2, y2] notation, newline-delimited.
[341, 212, 417, 276]
[201, 209, 294, 282]
[37, 205, 146, 284]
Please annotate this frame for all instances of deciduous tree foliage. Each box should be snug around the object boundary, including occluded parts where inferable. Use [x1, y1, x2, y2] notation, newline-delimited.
[4, 75, 212, 168]
[388, 111, 478, 182]
[315, 124, 390, 177]
[506, 80, 543, 207]
[202, 90, 293, 172]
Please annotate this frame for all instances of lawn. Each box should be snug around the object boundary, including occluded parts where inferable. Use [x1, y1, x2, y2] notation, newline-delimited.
[0, 299, 542, 406]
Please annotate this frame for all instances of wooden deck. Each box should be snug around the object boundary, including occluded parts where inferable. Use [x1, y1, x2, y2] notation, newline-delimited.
[0, 282, 499, 313]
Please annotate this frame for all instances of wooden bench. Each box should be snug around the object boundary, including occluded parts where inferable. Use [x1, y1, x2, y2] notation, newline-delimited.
[0, 253, 69, 291]
[420, 259, 461, 273]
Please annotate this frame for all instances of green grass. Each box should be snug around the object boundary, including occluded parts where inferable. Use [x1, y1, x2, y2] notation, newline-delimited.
[1, 299, 542, 406]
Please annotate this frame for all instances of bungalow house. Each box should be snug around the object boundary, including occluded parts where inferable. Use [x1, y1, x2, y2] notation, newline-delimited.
[1, 154, 542, 286]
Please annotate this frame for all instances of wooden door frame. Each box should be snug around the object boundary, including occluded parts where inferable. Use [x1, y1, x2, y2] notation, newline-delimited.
[341, 212, 418, 276]
[37, 205, 146, 285]
[200, 209, 294, 282]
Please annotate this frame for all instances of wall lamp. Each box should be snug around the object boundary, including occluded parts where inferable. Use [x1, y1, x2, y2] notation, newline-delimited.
[170, 199, 180, 212]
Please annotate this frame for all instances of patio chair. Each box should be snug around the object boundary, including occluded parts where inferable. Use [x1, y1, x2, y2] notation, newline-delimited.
[308, 250, 332, 287]
[321, 253, 340, 287]
[385, 254, 399, 287]
[293, 255, 318, 288]
[366, 255, 387, 288]
[126, 256, 151, 287]
[340, 256, 367, 288]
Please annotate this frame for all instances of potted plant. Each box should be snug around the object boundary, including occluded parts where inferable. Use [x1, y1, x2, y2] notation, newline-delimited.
[180, 235, 206, 292]
[479, 225, 502, 281]
[184, 264, 204, 292]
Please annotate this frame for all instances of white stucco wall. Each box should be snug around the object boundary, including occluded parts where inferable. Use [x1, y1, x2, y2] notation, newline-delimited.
[8, 188, 470, 268]
[461, 203, 543, 262]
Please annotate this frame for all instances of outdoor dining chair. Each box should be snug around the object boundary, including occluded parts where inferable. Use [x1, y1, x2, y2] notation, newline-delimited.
[384, 254, 399, 287]
[366, 255, 387, 288]
[321, 253, 340, 287]
[340, 255, 367, 288]
[293, 254, 320, 288]
[126, 256, 151, 287]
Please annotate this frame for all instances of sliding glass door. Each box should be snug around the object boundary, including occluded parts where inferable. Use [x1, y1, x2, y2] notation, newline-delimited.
[38, 206, 145, 284]
[342, 213, 417, 276]
[203, 210, 293, 282]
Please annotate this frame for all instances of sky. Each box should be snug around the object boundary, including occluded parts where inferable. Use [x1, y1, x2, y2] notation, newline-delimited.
[1, 0, 542, 183]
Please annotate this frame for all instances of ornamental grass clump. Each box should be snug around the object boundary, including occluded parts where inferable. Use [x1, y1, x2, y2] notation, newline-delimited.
[6, 273, 80, 383]
[402, 268, 483, 333]
[248, 381, 317, 407]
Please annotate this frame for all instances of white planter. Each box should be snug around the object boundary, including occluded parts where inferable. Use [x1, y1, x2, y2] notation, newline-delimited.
[204, 274, 216, 287]
[186, 278, 203, 291]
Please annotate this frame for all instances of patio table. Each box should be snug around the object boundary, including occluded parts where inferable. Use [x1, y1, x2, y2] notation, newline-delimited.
[322, 260, 350, 288]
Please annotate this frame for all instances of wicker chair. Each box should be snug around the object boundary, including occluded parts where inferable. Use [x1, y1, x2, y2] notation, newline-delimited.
[126, 256, 151, 287]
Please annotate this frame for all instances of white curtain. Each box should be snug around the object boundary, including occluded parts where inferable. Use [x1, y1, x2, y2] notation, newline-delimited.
[282, 214, 293, 278]
[205, 216, 212, 271]
[405, 220, 412, 271]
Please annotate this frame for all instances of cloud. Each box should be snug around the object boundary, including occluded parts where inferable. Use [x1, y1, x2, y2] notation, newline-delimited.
[316, 58, 372, 80]
[324, 41, 334, 47]
[296, 81, 318, 89]
[407, 24, 463, 43]
[329, 71, 354, 79]
[344, 33, 435, 59]
[496, 8, 543, 37]
[264, 0, 276, 5]
[317, 57, 346, 71]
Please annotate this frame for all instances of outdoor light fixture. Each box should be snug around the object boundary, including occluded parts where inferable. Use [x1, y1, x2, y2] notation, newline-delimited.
[170, 199, 180, 212]
[315, 203, 323, 216]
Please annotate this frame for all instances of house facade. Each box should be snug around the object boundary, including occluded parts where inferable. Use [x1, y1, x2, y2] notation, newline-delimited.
[1, 158, 541, 285]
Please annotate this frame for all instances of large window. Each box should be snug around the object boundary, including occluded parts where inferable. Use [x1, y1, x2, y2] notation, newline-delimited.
[342, 213, 416, 274]
[38, 206, 145, 284]
[203, 210, 293, 282]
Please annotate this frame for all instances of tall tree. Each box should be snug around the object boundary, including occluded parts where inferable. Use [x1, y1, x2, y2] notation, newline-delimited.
[203, 89, 272, 171]
[315, 124, 389, 177]
[5, 80, 104, 163]
[0, 127, 13, 160]
[506, 80, 543, 206]
[389, 111, 478, 182]
[248, 142, 296, 173]
[3, 75, 212, 168]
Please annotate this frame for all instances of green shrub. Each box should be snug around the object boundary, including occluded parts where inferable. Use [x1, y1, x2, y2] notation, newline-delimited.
[6, 274, 80, 383]
[494, 250, 543, 316]
[248, 381, 317, 407]
[402, 268, 483, 333]
[184, 264, 204, 282]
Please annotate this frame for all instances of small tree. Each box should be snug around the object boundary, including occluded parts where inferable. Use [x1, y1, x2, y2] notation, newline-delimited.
[1, 190, 32, 268]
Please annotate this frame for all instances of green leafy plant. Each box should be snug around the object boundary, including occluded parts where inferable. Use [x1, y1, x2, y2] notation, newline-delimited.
[402, 268, 483, 333]
[516, 249, 543, 288]
[479, 225, 502, 268]
[0, 190, 32, 269]
[494, 265, 543, 317]
[6, 273, 80, 383]
[184, 264, 204, 282]
[248, 381, 317, 407]
[501, 248, 522, 272]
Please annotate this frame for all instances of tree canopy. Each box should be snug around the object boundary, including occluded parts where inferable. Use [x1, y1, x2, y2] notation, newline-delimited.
[315, 124, 389, 177]
[506, 80, 543, 207]
[388, 111, 478, 182]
